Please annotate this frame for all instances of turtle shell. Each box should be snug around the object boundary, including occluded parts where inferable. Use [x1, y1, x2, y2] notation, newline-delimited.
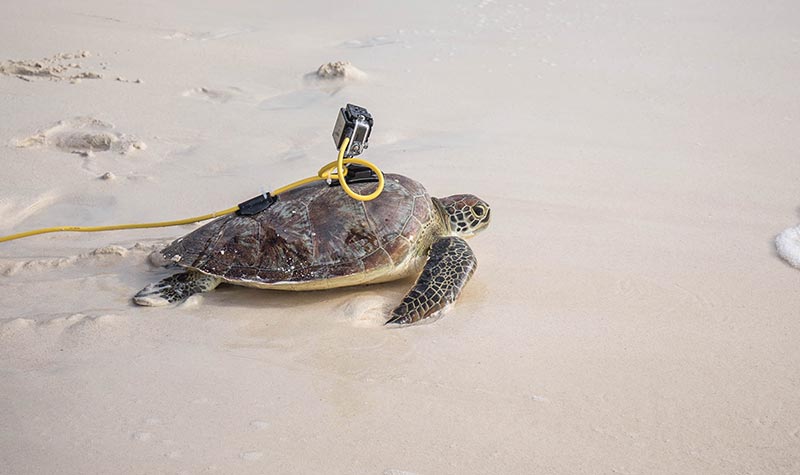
[161, 173, 442, 285]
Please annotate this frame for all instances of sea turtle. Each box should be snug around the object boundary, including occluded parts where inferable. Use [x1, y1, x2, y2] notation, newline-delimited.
[133, 174, 491, 324]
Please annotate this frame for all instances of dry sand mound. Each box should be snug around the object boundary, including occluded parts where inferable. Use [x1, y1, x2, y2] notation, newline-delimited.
[313, 61, 366, 80]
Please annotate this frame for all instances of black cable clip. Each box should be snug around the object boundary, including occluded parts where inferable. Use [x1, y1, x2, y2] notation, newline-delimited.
[236, 192, 277, 216]
[328, 164, 379, 187]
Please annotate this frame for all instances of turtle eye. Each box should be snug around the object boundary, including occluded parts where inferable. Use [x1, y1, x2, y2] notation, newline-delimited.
[472, 205, 486, 218]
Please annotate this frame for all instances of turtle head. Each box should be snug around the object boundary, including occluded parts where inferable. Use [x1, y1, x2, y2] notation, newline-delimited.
[437, 194, 491, 237]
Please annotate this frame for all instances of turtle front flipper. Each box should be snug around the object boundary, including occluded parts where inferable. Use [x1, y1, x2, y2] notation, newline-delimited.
[387, 236, 477, 325]
[133, 271, 222, 306]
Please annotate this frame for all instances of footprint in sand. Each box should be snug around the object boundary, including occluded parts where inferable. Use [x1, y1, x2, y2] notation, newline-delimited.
[131, 431, 153, 442]
[161, 28, 255, 41]
[336, 293, 392, 328]
[133, 421, 184, 459]
[249, 420, 269, 430]
[165, 450, 182, 459]
[259, 61, 367, 110]
[240, 451, 263, 461]
[0, 51, 102, 83]
[181, 86, 243, 104]
[258, 89, 330, 111]
[15, 117, 146, 156]
[340, 36, 399, 49]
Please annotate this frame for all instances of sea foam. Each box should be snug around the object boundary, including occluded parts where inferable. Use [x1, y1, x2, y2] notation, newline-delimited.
[776, 224, 800, 268]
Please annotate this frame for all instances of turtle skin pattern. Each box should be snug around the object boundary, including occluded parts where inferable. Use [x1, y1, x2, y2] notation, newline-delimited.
[387, 236, 477, 325]
[134, 270, 220, 305]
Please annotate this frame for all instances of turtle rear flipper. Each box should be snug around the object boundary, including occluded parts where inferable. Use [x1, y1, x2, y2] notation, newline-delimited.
[386, 236, 477, 325]
[134, 271, 221, 306]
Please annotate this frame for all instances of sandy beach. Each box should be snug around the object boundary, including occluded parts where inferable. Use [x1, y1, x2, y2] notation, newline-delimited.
[2, 1, 800, 473]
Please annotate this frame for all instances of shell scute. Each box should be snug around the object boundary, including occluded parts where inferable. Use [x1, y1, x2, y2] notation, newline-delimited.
[159, 174, 440, 284]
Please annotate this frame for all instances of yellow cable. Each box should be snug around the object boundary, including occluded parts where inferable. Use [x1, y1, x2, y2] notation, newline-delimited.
[0, 206, 241, 243]
[272, 137, 384, 200]
[0, 137, 384, 243]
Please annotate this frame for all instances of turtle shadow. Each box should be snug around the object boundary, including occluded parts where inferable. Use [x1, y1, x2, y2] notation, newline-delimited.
[207, 278, 414, 311]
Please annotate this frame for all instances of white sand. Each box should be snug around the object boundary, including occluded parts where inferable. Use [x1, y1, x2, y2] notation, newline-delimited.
[2, 1, 800, 474]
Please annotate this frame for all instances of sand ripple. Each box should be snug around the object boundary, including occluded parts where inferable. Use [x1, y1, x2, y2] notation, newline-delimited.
[0, 242, 163, 276]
